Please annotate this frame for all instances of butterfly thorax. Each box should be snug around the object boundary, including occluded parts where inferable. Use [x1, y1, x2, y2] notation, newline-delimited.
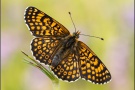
[51, 31, 80, 68]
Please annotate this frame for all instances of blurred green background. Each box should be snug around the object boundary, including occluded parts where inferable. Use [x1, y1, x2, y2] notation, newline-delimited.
[1, 0, 134, 90]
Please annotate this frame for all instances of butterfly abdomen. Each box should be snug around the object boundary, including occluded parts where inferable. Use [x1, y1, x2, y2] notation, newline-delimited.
[51, 36, 76, 67]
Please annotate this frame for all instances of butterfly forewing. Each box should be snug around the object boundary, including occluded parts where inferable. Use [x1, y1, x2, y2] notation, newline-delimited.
[24, 6, 70, 37]
[77, 41, 111, 84]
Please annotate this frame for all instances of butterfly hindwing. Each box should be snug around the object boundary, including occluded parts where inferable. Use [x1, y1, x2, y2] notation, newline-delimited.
[24, 6, 70, 37]
[77, 41, 111, 84]
[51, 49, 80, 82]
[31, 37, 62, 65]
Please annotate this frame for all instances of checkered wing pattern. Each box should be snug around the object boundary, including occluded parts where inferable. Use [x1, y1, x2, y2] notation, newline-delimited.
[24, 6, 70, 37]
[51, 50, 80, 81]
[24, 6, 70, 65]
[31, 37, 62, 65]
[77, 41, 111, 84]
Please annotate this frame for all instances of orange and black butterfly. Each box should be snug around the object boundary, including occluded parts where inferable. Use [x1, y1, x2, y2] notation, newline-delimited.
[24, 6, 111, 84]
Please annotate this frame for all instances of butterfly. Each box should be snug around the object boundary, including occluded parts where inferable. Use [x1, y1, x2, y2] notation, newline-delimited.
[24, 6, 111, 84]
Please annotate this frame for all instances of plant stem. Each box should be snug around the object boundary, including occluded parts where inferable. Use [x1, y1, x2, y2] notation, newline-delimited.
[21, 51, 60, 90]
[52, 81, 60, 90]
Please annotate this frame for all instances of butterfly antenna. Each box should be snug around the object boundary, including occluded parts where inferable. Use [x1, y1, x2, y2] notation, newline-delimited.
[80, 34, 104, 40]
[69, 12, 103, 41]
[69, 12, 77, 32]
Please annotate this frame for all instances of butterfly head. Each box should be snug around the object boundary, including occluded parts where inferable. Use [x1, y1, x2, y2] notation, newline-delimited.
[73, 31, 80, 39]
